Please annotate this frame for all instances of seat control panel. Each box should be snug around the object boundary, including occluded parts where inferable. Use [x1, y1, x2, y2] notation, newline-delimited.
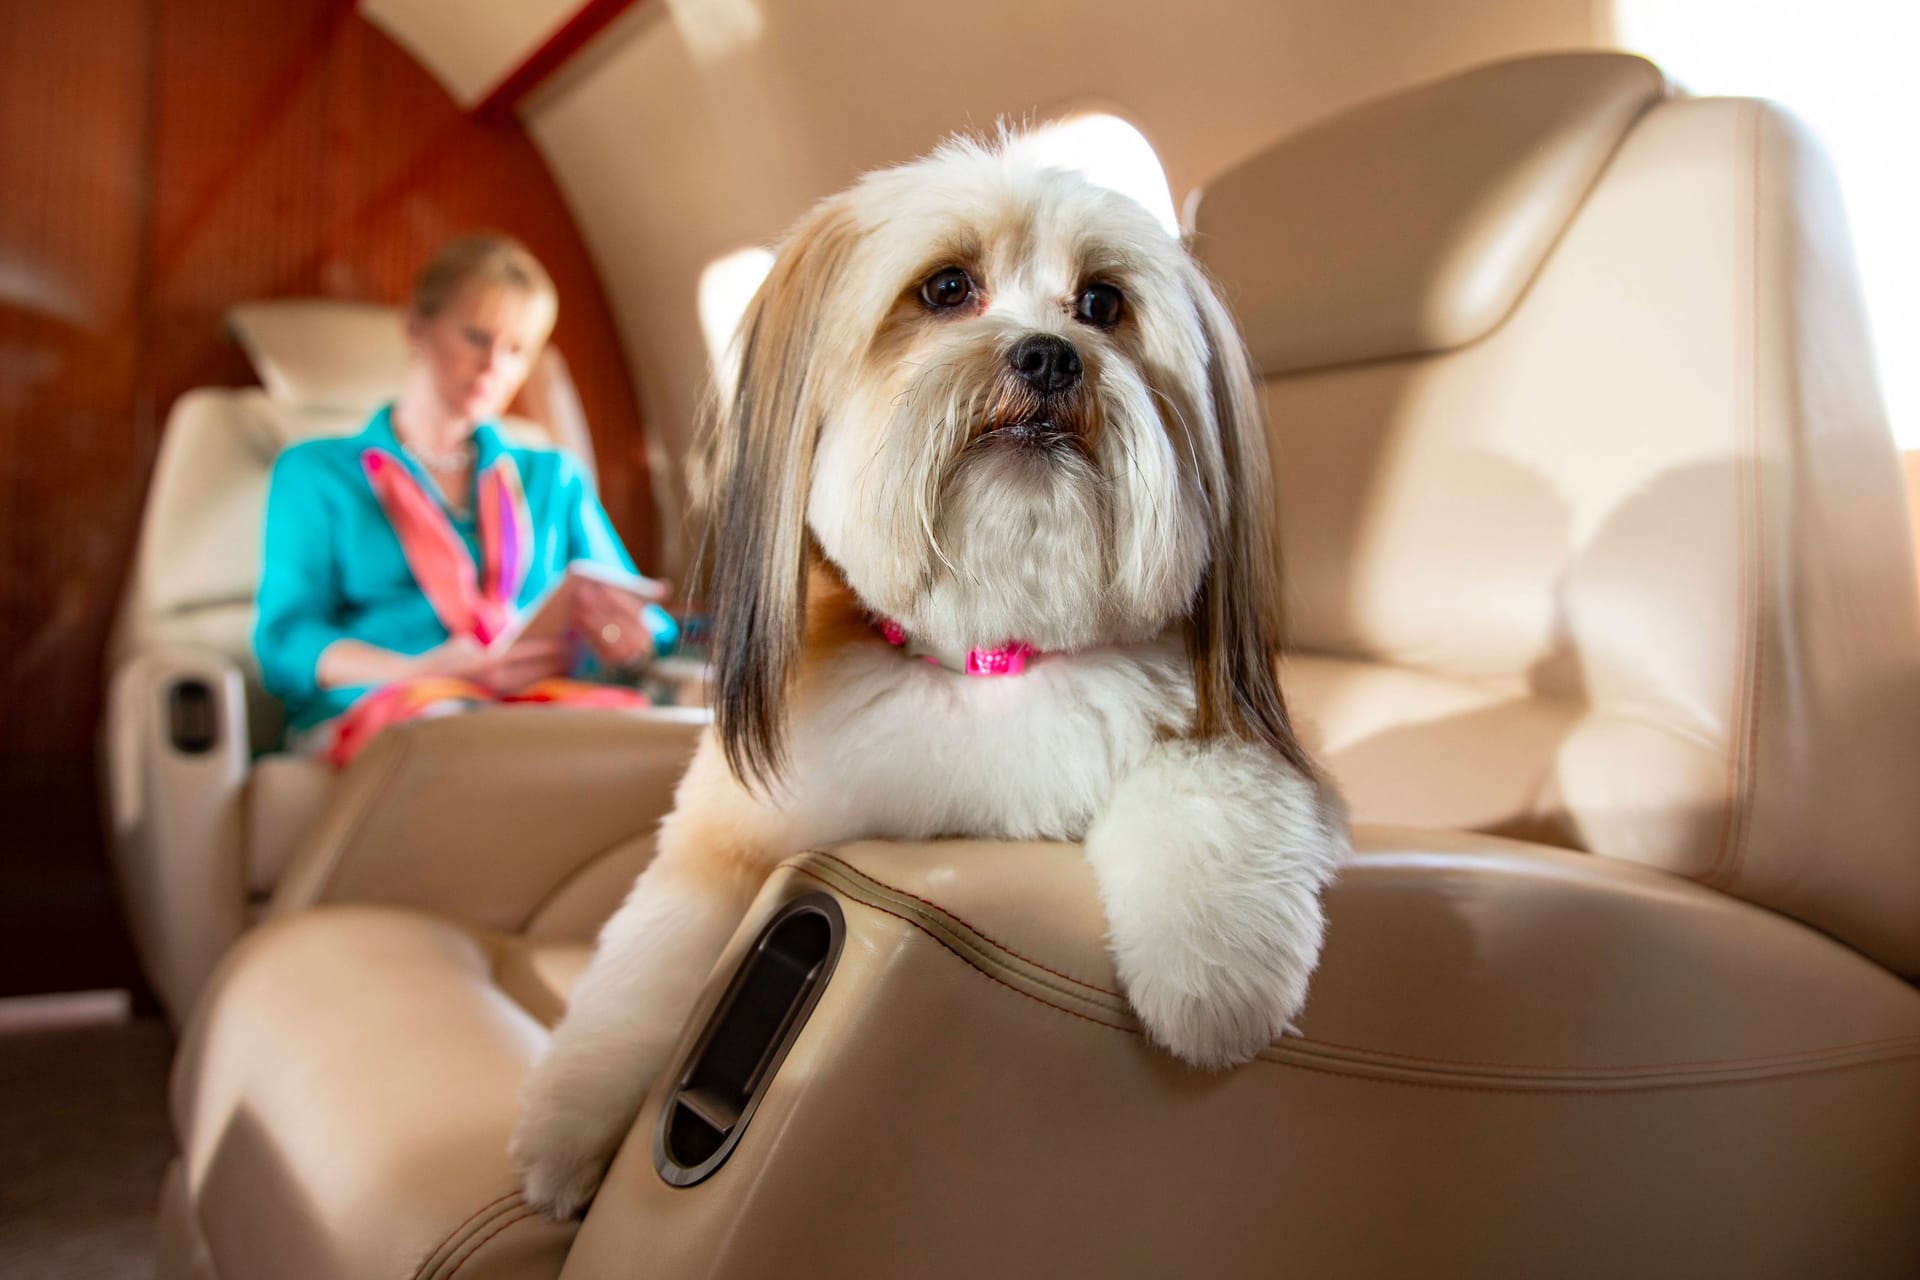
[653, 891, 845, 1187]
[167, 679, 219, 754]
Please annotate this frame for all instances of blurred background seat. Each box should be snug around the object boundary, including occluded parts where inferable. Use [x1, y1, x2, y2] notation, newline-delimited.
[99, 299, 693, 1025]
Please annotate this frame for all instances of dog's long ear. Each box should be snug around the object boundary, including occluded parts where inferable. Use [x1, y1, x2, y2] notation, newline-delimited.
[694, 199, 859, 793]
[1182, 266, 1317, 779]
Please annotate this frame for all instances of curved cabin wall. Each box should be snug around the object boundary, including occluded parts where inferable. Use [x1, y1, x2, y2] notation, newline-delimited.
[0, 0, 651, 997]
[515, 0, 1612, 570]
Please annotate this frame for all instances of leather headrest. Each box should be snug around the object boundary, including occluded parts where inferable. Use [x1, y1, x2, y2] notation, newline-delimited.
[1192, 52, 1667, 376]
[227, 299, 411, 413]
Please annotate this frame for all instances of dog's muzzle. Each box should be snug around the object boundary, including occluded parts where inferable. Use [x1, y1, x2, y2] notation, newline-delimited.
[983, 334, 1089, 448]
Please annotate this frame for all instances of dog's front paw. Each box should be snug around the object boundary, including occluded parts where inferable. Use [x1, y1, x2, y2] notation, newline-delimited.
[1085, 739, 1347, 1069]
[1115, 918, 1319, 1068]
[510, 1062, 631, 1220]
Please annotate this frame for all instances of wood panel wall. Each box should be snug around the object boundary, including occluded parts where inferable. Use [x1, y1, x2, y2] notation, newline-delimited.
[0, 0, 655, 999]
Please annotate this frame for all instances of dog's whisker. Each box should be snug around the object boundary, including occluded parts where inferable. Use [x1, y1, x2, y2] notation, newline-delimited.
[1149, 383, 1206, 482]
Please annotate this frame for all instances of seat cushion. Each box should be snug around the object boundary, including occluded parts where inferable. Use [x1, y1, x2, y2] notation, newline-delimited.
[166, 909, 580, 1280]
[1284, 652, 1586, 849]
[245, 755, 339, 896]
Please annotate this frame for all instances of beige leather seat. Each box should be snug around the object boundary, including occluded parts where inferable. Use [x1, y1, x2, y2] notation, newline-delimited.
[158, 54, 1920, 1279]
[102, 300, 687, 1023]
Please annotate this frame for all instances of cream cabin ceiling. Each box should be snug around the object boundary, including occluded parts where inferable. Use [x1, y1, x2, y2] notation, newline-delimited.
[361, 0, 585, 106]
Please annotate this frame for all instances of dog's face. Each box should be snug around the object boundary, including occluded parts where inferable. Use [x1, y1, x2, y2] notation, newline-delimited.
[803, 145, 1213, 654]
[702, 136, 1300, 787]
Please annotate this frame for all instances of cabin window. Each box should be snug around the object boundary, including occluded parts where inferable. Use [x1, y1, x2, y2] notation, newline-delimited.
[1615, 0, 1920, 448]
[699, 245, 778, 386]
[1017, 112, 1181, 238]
[695, 113, 1180, 379]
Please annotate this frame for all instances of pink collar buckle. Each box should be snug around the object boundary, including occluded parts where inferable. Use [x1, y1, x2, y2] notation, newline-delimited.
[875, 617, 1039, 677]
[964, 641, 1035, 676]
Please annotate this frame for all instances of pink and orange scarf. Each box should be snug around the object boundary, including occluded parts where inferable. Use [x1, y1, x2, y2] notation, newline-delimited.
[360, 447, 533, 646]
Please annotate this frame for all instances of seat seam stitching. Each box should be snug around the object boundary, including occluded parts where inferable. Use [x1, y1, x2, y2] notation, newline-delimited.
[1258, 1044, 1917, 1096]
[1705, 99, 1765, 888]
[443, 1208, 542, 1279]
[798, 864, 1920, 1088]
[1733, 97, 1768, 887]
[412, 1192, 521, 1279]
[1293, 1032, 1920, 1076]
[791, 865, 1138, 1036]
[807, 850, 1121, 997]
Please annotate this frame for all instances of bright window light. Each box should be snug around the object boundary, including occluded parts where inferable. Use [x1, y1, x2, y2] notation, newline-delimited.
[1019, 113, 1181, 238]
[1615, 0, 1920, 448]
[695, 116, 1178, 380]
[698, 245, 775, 384]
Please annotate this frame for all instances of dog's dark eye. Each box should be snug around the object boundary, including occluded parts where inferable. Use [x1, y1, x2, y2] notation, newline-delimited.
[1075, 282, 1125, 329]
[919, 267, 975, 311]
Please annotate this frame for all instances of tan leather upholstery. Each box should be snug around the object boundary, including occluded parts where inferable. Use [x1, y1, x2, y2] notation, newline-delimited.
[101, 300, 649, 1022]
[157, 696, 691, 1280]
[1200, 52, 1668, 375]
[269, 709, 704, 932]
[246, 756, 339, 895]
[227, 301, 415, 415]
[159, 55, 1920, 1279]
[161, 827, 1920, 1280]
[1207, 75, 1920, 975]
[163, 910, 581, 1280]
[1906, 450, 1920, 588]
[566, 838, 1920, 1279]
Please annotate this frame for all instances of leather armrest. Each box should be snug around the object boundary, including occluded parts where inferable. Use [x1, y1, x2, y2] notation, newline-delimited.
[570, 826, 1920, 1276]
[794, 827, 1920, 1067]
[269, 706, 706, 933]
[101, 645, 252, 1023]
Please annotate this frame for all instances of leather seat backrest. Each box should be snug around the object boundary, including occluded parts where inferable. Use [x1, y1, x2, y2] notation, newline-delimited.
[1192, 52, 1920, 973]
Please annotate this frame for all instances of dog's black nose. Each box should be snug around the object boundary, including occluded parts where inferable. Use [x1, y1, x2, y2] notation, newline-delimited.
[1008, 334, 1082, 396]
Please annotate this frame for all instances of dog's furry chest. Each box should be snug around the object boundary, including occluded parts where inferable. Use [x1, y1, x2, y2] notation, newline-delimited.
[778, 636, 1193, 845]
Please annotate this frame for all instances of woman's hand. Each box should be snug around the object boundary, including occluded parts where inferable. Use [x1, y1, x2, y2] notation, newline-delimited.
[571, 580, 664, 671]
[415, 634, 572, 694]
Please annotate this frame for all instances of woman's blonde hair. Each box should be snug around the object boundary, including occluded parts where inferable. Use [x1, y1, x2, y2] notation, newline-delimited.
[410, 233, 557, 322]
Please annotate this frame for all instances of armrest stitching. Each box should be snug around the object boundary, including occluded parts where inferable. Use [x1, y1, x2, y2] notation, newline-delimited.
[413, 1192, 521, 1279]
[1264, 1042, 1920, 1096]
[442, 1208, 543, 1279]
[806, 850, 1121, 998]
[797, 866, 1920, 1094]
[790, 864, 1137, 1038]
[1278, 1032, 1920, 1077]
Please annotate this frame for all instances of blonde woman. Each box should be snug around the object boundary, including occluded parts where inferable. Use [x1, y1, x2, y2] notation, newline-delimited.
[253, 234, 677, 764]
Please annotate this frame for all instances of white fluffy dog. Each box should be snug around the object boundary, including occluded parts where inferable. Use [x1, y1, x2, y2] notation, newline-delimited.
[511, 135, 1349, 1218]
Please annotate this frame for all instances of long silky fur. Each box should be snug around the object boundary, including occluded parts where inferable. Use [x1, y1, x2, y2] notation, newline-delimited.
[696, 201, 857, 793]
[1180, 264, 1317, 780]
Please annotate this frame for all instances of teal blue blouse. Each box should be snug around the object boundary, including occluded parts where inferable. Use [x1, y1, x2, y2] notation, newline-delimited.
[253, 405, 678, 734]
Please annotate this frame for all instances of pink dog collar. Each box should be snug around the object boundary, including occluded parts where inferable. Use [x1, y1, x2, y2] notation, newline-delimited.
[877, 617, 1038, 676]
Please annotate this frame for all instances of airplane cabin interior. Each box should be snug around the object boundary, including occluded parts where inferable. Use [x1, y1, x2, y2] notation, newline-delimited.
[1, 1, 1917, 1276]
